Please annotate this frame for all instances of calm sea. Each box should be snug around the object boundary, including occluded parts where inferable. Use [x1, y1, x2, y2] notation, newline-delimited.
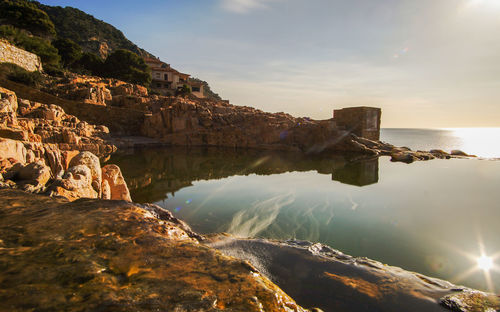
[109, 128, 500, 293]
[381, 128, 500, 158]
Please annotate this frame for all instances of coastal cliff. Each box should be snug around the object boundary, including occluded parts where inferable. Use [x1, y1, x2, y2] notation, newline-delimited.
[2, 74, 472, 162]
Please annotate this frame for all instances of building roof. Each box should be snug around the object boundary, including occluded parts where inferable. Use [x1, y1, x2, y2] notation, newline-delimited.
[188, 80, 203, 87]
[144, 57, 163, 64]
[152, 67, 180, 74]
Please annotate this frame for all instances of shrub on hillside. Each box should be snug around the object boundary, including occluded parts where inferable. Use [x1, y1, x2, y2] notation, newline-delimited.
[52, 37, 82, 67]
[176, 84, 192, 97]
[0, 25, 60, 67]
[73, 52, 104, 76]
[37, 3, 152, 58]
[0, 0, 56, 37]
[102, 49, 151, 86]
[0, 62, 44, 87]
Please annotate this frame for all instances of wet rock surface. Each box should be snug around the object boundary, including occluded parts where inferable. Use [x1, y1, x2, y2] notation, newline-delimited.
[207, 236, 500, 312]
[0, 189, 309, 312]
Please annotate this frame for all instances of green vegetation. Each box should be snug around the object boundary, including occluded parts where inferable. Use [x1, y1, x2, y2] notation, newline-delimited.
[0, 62, 44, 87]
[103, 49, 151, 86]
[0, 0, 55, 37]
[0, 25, 60, 67]
[52, 37, 82, 67]
[189, 78, 222, 100]
[73, 52, 103, 76]
[176, 84, 192, 96]
[37, 3, 152, 58]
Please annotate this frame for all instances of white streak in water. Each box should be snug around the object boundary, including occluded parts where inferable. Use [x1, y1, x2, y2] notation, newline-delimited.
[226, 191, 295, 237]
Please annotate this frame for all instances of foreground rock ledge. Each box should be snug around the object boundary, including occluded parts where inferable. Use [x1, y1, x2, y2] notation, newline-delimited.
[0, 189, 308, 312]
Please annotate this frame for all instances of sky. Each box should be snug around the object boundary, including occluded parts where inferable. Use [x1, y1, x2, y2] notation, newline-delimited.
[38, 0, 500, 128]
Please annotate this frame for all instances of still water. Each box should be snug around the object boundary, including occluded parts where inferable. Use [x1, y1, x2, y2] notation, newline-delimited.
[381, 128, 500, 158]
[108, 131, 500, 293]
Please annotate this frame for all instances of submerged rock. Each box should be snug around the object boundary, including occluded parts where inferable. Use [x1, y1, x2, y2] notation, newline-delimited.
[207, 236, 499, 312]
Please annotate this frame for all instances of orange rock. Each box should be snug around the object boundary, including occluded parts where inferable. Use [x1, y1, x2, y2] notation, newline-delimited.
[101, 164, 131, 201]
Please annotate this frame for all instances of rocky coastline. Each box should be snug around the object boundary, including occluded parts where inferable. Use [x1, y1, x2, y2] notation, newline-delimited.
[0, 77, 487, 311]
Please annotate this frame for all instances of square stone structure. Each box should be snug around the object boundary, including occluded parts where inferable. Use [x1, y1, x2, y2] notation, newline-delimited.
[333, 106, 381, 140]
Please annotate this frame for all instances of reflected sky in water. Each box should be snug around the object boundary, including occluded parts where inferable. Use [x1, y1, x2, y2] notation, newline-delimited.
[109, 148, 500, 292]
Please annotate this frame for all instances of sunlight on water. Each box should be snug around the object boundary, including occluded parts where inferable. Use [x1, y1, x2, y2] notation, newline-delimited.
[446, 128, 500, 159]
[381, 128, 500, 158]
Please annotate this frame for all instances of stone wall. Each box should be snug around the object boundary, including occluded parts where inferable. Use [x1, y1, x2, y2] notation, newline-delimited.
[333, 106, 381, 140]
[0, 40, 43, 72]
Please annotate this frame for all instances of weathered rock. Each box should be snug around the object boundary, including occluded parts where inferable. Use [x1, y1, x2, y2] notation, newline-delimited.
[440, 290, 500, 312]
[101, 164, 131, 201]
[101, 178, 111, 200]
[0, 128, 28, 140]
[17, 160, 51, 186]
[68, 151, 101, 196]
[62, 129, 80, 144]
[391, 152, 416, 163]
[0, 138, 26, 164]
[49, 165, 98, 201]
[450, 150, 469, 157]
[0, 189, 308, 312]
[430, 149, 451, 159]
[0, 86, 17, 114]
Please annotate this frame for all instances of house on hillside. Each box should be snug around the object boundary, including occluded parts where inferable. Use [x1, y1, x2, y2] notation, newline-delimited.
[144, 57, 204, 98]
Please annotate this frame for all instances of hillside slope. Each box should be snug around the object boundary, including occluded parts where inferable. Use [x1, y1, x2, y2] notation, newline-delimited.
[36, 3, 154, 58]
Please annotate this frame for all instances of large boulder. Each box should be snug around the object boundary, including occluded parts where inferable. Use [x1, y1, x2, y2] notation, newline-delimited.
[101, 164, 131, 201]
[17, 161, 51, 186]
[49, 165, 98, 201]
[69, 152, 101, 196]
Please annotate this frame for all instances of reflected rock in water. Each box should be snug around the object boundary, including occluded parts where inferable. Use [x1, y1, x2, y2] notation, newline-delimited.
[107, 147, 380, 203]
[331, 157, 379, 186]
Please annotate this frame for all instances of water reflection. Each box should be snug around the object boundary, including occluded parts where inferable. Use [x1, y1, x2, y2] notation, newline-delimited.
[332, 157, 379, 186]
[108, 148, 500, 292]
[108, 147, 380, 203]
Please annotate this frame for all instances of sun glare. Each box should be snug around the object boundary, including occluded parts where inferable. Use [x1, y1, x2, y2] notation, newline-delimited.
[466, 0, 500, 9]
[477, 255, 494, 271]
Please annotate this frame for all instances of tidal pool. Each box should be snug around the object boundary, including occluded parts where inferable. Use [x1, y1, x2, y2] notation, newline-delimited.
[108, 147, 500, 292]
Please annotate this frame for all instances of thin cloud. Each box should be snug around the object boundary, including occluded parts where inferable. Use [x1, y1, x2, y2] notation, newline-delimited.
[219, 0, 276, 14]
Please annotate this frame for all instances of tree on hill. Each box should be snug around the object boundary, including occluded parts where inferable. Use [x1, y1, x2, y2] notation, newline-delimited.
[103, 49, 151, 86]
[37, 3, 154, 58]
[0, 0, 56, 37]
[0, 25, 60, 68]
[52, 37, 82, 67]
[73, 52, 104, 76]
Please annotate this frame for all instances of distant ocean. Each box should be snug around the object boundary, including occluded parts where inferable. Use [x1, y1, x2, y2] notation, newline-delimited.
[380, 128, 500, 159]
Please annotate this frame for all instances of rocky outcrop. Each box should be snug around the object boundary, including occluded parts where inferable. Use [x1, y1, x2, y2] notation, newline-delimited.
[0, 189, 310, 312]
[0, 146, 130, 202]
[44, 74, 148, 107]
[0, 86, 116, 157]
[0, 87, 134, 202]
